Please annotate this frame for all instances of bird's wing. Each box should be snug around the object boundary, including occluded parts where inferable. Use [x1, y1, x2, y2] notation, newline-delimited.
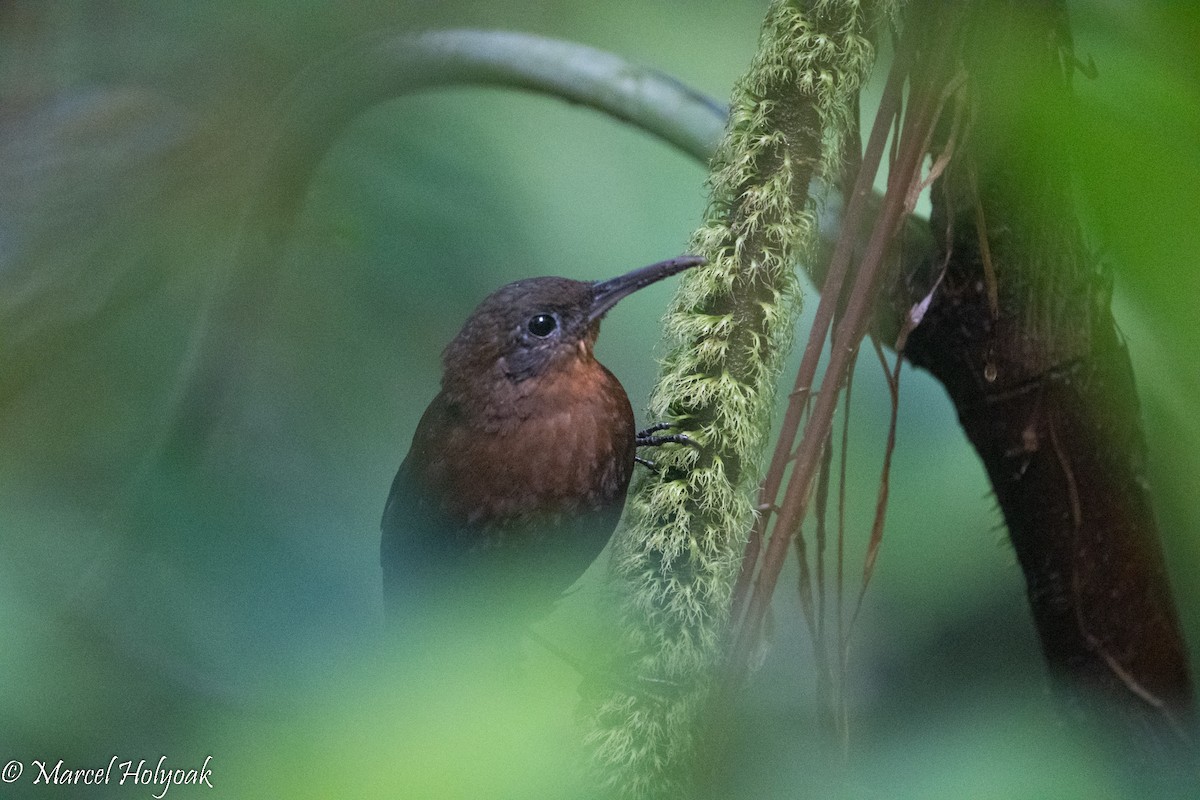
[379, 393, 464, 621]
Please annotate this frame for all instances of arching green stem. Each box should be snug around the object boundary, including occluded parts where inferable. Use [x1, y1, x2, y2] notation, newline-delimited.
[150, 29, 728, 470]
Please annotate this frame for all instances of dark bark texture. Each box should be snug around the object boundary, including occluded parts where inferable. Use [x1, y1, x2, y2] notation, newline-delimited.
[899, 0, 1193, 772]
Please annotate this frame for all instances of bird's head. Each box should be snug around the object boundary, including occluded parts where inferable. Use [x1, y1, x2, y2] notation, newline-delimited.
[440, 255, 705, 393]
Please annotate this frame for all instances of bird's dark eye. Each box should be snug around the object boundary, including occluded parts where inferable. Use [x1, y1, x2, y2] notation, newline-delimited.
[527, 313, 558, 337]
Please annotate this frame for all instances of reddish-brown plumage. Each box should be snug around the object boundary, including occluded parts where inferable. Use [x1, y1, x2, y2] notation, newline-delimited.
[381, 256, 703, 625]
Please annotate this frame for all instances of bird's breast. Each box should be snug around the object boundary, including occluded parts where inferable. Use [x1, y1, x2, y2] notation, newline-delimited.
[418, 357, 637, 531]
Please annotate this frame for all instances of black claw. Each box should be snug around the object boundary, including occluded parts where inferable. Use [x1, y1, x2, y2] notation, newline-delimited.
[636, 433, 692, 448]
[636, 421, 673, 438]
[635, 422, 698, 449]
[635, 422, 699, 471]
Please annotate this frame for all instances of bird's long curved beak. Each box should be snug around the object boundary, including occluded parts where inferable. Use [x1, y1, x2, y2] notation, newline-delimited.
[588, 255, 706, 324]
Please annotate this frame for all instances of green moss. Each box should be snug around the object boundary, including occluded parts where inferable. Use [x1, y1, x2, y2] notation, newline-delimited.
[586, 1, 898, 797]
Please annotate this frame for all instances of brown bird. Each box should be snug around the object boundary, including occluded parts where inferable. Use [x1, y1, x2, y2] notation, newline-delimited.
[381, 255, 704, 629]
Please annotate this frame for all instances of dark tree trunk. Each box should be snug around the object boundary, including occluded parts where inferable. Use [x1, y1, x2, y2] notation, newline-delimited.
[899, 0, 1193, 773]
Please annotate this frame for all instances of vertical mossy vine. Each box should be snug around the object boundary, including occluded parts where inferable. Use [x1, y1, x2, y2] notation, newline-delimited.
[586, 1, 896, 796]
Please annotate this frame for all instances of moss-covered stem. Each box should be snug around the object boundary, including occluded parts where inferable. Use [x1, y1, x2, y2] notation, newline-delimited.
[587, 2, 892, 796]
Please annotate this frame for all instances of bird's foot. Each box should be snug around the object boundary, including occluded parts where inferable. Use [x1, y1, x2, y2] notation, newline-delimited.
[635, 422, 697, 471]
[635, 421, 689, 447]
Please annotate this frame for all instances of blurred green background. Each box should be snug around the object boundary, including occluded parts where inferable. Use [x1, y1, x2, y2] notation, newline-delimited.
[1, 2, 1196, 797]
